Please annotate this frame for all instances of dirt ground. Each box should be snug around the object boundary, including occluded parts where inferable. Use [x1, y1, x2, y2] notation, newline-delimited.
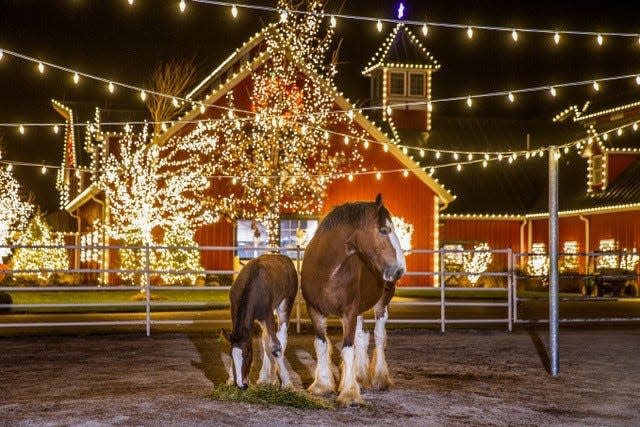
[1, 327, 639, 426]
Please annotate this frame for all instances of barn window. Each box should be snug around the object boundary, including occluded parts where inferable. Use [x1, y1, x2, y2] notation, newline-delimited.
[409, 73, 425, 96]
[591, 154, 604, 188]
[236, 218, 318, 260]
[389, 72, 405, 95]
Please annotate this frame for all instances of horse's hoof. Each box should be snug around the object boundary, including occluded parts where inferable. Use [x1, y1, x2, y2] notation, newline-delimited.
[370, 374, 393, 391]
[307, 381, 335, 396]
[336, 389, 365, 407]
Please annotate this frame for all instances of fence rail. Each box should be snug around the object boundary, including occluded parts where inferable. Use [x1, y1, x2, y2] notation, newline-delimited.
[1, 245, 639, 334]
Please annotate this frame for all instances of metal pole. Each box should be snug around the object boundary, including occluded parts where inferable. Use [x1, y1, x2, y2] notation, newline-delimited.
[439, 248, 446, 333]
[296, 245, 301, 334]
[507, 248, 513, 332]
[548, 146, 560, 376]
[145, 245, 151, 337]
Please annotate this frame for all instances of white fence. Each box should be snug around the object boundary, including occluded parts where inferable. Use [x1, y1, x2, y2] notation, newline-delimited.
[1, 245, 639, 335]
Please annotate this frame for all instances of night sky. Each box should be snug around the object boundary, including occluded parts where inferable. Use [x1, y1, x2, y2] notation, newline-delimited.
[1, 0, 640, 213]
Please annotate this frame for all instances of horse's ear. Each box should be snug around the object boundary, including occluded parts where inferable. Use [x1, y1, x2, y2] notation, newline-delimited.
[220, 328, 231, 343]
[375, 193, 383, 208]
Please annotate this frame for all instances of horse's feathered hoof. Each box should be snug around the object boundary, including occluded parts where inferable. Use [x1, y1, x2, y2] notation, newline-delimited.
[307, 381, 335, 396]
[370, 374, 393, 391]
[336, 388, 365, 407]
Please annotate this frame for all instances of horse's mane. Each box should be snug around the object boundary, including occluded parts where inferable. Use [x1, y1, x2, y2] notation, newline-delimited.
[230, 260, 260, 342]
[317, 200, 391, 233]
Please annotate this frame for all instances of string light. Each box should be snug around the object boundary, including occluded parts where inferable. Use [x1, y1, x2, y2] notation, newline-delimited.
[466, 96, 472, 108]
[597, 33, 603, 45]
[0, 49, 3, 60]
[421, 24, 428, 36]
[18, 125, 25, 135]
[550, 86, 557, 97]
[127, 0, 134, 5]
[635, 75, 640, 85]
[511, 29, 518, 42]
[330, 15, 336, 28]
[140, 90, 147, 101]
[376, 20, 382, 32]
[108, 81, 115, 93]
[554, 32, 560, 44]
[466, 26, 473, 39]
[53, 124, 59, 134]
[72, 72, 80, 84]
[41, 165, 47, 174]
[508, 92, 515, 103]
[179, 0, 186, 13]
[37, 62, 44, 73]
[593, 80, 600, 91]
[231, 4, 238, 18]
[279, 9, 288, 22]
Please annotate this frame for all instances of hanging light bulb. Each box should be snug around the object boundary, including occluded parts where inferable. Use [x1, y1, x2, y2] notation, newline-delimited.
[403, 170, 409, 178]
[456, 163, 462, 172]
[427, 101, 433, 112]
[330, 15, 336, 28]
[617, 128, 623, 136]
[75, 169, 81, 178]
[498, 153, 503, 161]
[419, 149, 425, 157]
[199, 103, 205, 114]
[41, 165, 47, 174]
[467, 26, 474, 39]
[550, 87, 557, 97]
[128, 0, 134, 5]
[231, 4, 238, 18]
[429, 167, 435, 175]
[363, 140, 369, 149]
[37, 62, 45, 74]
[161, 122, 168, 132]
[7, 164, 13, 172]
[466, 96, 473, 108]
[453, 152, 459, 160]
[179, 0, 186, 13]
[18, 125, 25, 134]
[53, 124, 59, 134]
[376, 171, 382, 180]
[73, 72, 80, 84]
[508, 92, 515, 103]
[554, 32, 560, 44]
[511, 29, 518, 42]
[593, 80, 600, 91]
[279, 9, 288, 22]
[564, 146, 570, 154]
[376, 20, 382, 32]
[422, 24, 428, 37]
[343, 136, 350, 145]
[634, 122, 639, 131]
[108, 81, 115, 93]
[635, 75, 640, 85]
[596, 34, 603, 45]
[172, 97, 179, 108]
[348, 173, 353, 182]
[484, 153, 490, 160]
[482, 160, 488, 168]
[0, 49, 3, 61]
[140, 90, 147, 101]
[467, 153, 473, 161]
[435, 151, 441, 159]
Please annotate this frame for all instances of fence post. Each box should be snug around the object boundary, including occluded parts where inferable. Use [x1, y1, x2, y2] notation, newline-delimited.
[145, 244, 151, 337]
[507, 248, 513, 332]
[439, 248, 446, 333]
[296, 245, 301, 334]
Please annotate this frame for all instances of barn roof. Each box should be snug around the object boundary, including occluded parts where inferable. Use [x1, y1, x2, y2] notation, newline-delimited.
[158, 23, 454, 204]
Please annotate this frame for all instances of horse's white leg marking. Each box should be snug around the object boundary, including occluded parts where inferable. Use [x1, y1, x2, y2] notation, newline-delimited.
[336, 345, 364, 406]
[232, 346, 245, 388]
[354, 315, 371, 388]
[308, 335, 336, 395]
[257, 321, 274, 384]
[369, 306, 393, 391]
[274, 323, 292, 388]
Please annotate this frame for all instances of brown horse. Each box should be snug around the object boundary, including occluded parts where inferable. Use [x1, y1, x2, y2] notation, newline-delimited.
[221, 253, 298, 389]
[301, 194, 406, 406]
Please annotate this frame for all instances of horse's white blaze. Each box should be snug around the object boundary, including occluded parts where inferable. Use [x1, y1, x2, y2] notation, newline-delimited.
[387, 219, 406, 273]
[232, 346, 244, 387]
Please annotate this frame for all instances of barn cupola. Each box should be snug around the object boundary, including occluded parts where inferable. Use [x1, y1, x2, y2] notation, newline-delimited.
[362, 22, 439, 132]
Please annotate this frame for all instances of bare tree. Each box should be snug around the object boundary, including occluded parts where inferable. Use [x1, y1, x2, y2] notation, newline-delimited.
[146, 59, 197, 134]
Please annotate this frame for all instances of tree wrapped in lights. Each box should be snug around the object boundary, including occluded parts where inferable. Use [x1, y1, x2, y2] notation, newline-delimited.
[463, 242, 492, 285]
[11, 211, 68, 283]
[0, 156, 33, 264]
[180, 0, 364, 247]
[527, 243, 549, 277]
[99, 128, 215, 285]
[156, 216, 204, 285]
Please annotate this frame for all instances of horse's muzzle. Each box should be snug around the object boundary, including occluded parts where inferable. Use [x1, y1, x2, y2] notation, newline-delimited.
[384, 267, 405, 282]
[392, 268, 405, 281]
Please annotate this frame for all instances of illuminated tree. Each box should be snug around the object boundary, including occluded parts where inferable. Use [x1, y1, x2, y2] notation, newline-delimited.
[180, 0, 364, 246]
[11, 211, 68, 283]
[99, 128, 216, 284]
[156, 215, 204, 285]
[0, 157, 33, 263]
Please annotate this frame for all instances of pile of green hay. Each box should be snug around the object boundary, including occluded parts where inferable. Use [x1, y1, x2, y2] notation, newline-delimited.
[209, 384, 334, 410]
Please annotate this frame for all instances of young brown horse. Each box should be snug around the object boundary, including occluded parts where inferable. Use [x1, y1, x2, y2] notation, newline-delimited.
[301, 194, 406, 406]
[221, 253, 298, 389]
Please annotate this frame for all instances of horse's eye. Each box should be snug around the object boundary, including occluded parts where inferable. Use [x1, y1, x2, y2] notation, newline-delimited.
[380, 227, 390, 235]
